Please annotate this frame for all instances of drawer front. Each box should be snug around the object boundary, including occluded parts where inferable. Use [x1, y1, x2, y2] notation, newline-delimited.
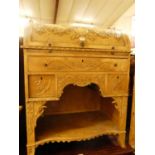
[28, 56, 129, 72]
[27, 73, 128, 98]
[28, 75, 56, 98]
[106, 74, 129, 95]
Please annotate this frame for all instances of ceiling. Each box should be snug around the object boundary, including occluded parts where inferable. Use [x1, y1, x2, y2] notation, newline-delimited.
[19, 0, 134, 28]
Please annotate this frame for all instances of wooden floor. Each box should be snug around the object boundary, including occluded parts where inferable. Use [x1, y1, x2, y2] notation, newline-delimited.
[20, 136, 134, 155]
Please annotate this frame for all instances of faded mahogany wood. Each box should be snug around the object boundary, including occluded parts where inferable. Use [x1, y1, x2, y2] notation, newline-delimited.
[23, 23, 131, 155]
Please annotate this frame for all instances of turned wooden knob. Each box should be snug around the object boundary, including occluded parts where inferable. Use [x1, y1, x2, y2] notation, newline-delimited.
[114, 63, 117, 67]
[44, 63, 48, 67]
[112, 46, 115, 50]
[48, 43, 52, 47]
[79, 36, 86, 47]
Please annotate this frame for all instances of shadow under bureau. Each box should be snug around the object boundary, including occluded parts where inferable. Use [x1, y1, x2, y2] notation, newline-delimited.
[23, 23, 131, 155]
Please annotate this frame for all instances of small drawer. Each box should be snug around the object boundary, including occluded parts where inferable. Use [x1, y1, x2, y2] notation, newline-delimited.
[27, 55, 129, 72]
[105, 74, 129, 95]
[28, 75, 56, 98]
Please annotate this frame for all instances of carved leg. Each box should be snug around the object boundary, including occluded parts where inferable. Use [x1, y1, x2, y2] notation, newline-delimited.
[118, 133, 126, 148]
[25, 101, 46, 155]
[118, 97, 128, 148]
[27, 145, 35, 155]
[113, 97, 128, 148]
[26, 102, 36, 155]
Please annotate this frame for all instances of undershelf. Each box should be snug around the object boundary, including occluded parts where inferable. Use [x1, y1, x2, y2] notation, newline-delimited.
[35, 111, 122, 147]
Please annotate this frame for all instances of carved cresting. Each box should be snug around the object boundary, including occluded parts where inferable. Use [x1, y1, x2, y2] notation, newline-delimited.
[24, 23, 131, 50]
[57, 74, 106, 99]
[31, 23, 124, 42]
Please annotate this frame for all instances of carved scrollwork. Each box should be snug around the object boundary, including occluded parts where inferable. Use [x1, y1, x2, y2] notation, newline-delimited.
[26, 101, 46, 134]
[34, 101, 46, 127]
[30, 23, 126, 45]
[33, 77, 51, 96]
[112, 97, 122, 114]
[57, 74, 106, 99]
[32, 24, 121, 38]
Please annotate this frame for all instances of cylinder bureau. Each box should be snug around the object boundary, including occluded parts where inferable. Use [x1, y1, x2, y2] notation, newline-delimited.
[23, 23, 131, 155]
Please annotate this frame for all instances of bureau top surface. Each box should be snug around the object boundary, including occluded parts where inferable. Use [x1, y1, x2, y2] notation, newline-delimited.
[23, 23, 131, 52]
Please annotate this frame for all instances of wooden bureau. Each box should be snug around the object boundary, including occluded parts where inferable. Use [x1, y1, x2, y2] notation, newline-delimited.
[23, 23, 131, 155]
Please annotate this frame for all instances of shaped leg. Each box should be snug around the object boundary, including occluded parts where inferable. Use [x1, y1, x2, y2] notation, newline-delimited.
[26, 102, 35, 155]
[27, 145, 35, 155]
[118, 133, 126, 148]
[113, 97, 127, 148]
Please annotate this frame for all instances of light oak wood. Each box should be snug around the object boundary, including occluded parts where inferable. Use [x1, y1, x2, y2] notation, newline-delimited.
[44, 85, 101, 115]
[23, 23, 131, 155]
[35, 111, 123, 146]
[28, 75, 57, 98]
[28, 55, 129, 72]
[23, 23, 131, 51]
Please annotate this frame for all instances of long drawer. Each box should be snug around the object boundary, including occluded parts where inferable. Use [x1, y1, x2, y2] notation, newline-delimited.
[27, 56, 129, 72]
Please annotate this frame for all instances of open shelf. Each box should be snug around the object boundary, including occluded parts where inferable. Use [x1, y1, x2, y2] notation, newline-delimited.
[35, 85, 122, 147]
[35, 111, 120, 146]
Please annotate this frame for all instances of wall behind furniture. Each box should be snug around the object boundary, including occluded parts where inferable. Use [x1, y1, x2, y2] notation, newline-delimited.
[111, 3, 135, 36]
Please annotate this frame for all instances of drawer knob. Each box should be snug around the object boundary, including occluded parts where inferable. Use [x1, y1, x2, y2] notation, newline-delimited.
[112, 46, 115, 50]
[114, 63, 117, 67]
[82, 59, 84, 62]
[40, 77, 43, 80]
[116, 76, 119, 79]
[44, 63, 48, 67]
[79, 36, 85, 47]
[48, 43, 52, 47]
